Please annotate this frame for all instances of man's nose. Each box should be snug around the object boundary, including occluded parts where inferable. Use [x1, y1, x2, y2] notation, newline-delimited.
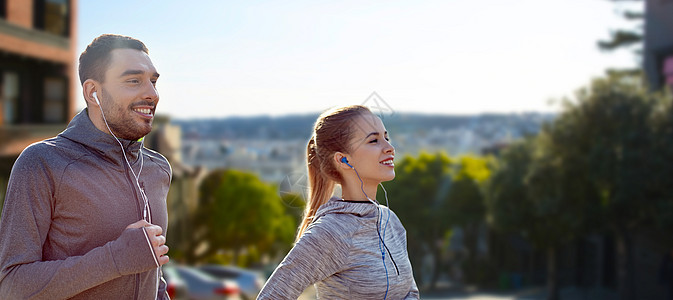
[143, 81, 159, 102]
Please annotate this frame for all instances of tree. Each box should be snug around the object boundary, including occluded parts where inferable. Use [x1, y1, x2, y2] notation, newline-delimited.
[385, 152, 455, 288]
[598, 0, 643, 56]
[191, 169, 298, 266]
[548, 72, 662, 299]
[528, 131, 600, 300]
[486, 136, 592, 300]
[650, 92, 673, 246]
[385, 152, 493, 288]
[487, 71, 669, 299]
[444, 155, 492, 284]
[486, 140, 535, 236]
[276, 192, 306, 257]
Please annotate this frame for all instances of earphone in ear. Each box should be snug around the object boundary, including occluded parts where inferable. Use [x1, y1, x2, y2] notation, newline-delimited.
[341, 157, 353, 168]
[92, 92, 100, 105]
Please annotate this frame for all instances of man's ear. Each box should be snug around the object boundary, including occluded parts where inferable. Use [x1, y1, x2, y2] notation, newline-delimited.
[82, 79, 100, 107]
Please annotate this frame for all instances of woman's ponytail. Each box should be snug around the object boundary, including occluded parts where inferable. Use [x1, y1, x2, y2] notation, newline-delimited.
[296, 136, 334, 241]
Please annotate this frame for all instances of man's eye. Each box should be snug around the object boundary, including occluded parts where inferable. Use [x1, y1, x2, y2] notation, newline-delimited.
[127, 79, 140, 84]
[370, 139, 378, 143]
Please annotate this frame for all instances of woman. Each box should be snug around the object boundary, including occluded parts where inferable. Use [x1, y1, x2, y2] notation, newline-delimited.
[258, 105, 419, 299]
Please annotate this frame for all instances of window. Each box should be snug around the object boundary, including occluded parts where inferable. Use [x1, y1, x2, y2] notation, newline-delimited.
[0, 0, 6, 19]
[33, 0, 70, 37]
[1, 53, 71, 125]
[1, 71, 19, 125]
[43, 77, 66, 123]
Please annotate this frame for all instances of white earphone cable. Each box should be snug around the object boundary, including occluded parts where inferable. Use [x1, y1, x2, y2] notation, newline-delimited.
[96, 98, 159, 269]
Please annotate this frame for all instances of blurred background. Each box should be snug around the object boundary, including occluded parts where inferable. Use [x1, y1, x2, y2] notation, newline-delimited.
[1, 0, 673, 299]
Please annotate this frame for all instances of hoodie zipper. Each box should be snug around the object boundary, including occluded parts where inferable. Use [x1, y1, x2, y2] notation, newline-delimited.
[121, 146, 144, 300]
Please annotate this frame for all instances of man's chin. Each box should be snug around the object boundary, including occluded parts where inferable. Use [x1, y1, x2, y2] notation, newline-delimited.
[134, 129, 152, 141]
[120, 127, 151, 141]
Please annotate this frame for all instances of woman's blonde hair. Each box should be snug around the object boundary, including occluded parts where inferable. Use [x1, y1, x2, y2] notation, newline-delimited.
[296, 105, 372, 241]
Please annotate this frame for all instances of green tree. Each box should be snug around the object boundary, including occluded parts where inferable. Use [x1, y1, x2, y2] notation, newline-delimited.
[488, 72, 669, 299]
[444, 155, 492, 284]
[486, 137, 591, 300]
[650, 92, 673, 247]
[192, 169, 297, 266]
[386, 152, 492, 288]
[598, 0, 643, 56]
[486, 140, 535, 236]
[547, 72, 661, 299]
[528, 132, 598, 300]
[385, 152, 454, 288]
[276, 192, 306, 256]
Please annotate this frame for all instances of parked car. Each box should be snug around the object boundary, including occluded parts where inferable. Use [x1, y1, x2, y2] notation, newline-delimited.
[164, 264, 241, 300]
[198, 265, 266, 300]
[162, 264, 189, 300]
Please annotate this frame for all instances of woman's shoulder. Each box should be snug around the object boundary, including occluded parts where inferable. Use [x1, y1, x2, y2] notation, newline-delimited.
[308, 211, 361, 240]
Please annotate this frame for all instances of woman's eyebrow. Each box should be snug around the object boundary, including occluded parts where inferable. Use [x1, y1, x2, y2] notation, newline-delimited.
[364, 132, 380, 139]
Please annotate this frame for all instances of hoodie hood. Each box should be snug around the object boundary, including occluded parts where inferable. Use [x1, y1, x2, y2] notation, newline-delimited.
[59, 109, 143, 169]
[314, 197, 381, 221]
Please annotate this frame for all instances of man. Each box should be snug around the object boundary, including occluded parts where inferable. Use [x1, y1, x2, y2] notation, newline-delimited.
[0, 34, 171, 299]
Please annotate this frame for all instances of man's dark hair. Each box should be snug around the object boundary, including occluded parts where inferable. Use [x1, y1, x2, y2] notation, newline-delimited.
[78, 34, 149, 85]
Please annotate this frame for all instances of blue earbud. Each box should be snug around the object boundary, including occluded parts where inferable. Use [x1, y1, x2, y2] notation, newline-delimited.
[341, 157, 353, 168]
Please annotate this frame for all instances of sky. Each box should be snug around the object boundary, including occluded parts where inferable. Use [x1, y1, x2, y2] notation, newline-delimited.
[76, 0, 642, 120]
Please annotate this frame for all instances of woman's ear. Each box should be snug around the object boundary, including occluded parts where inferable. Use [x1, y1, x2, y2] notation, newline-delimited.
[334, 152, 352, 170]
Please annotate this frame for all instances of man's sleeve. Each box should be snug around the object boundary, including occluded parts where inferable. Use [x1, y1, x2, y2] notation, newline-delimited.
[0, 148, 158, 299]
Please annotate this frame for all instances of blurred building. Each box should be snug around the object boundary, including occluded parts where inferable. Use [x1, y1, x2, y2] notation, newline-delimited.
[644, 0, 673, 91]
[145, 116, 209, 260]
[0, 0, 78, 208]
[181, 138, 305, 184]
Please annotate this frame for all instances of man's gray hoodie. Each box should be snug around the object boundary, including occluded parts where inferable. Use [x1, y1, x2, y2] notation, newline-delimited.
[0, 109, 171, 299]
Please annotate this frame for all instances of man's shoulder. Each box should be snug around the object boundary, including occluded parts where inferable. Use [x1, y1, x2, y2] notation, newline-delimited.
[17, 137, 65, 162]
[17, 135, 90, 165]
[10, 137, 75, 178]
[141, 147, 171, 177]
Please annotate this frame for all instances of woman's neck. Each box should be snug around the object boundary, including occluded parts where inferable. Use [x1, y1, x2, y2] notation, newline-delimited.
[341, 179, 378, 202]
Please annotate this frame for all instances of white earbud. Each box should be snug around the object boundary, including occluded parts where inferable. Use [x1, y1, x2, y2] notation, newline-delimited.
[92, 92, 100, 105]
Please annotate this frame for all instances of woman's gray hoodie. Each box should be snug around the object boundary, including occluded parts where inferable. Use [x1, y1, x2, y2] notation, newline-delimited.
[258, 197, 420, 299]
